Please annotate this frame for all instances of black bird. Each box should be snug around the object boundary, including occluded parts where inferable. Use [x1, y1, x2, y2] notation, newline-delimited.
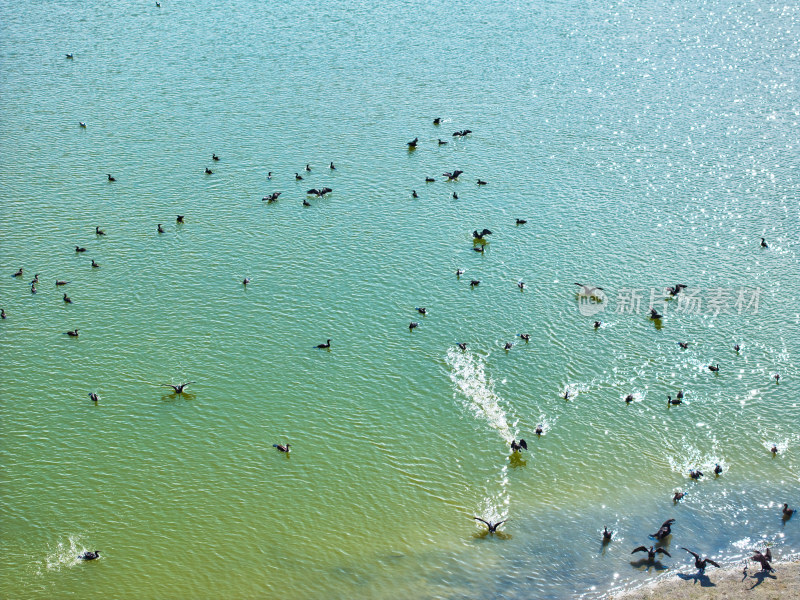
[708, 364, 720, 372]
[632, 546, 670, 561]
[407, 137, 418, 149]
[443, 170, 463, 180]
[317, 339, 331, 349]
[13, 268, 23, 277]
[473, 229, 492, 239]
[412, 190, 418, 198]
[519, 334, 530, 342]
[163, 382, 195, 394]
[242, 277, 251, 285]
[474, 517, 505, 533]
[473, 246, 484, 253]
[673, 492, 686, 502]
[603, 527, 613, 543]
[305, 164, 311, 171]
[774, 373, 780, 383]
[212, 153, 220, 161]
[682, 548, 720, 572]
[649, 307, 663, 319]
[66, 329, 79, 337]
[330, 162, 335, 170]
[624, 394, 634, 403]
[784, 503, 796, 519]
[563, 389, 572, 400]
[425, 177, 435, 182]
[714, 464, 723, 475]
[177, 215, 184, 223]
[63, 293, 72, 303]
[452, 192, 458, 199]
[477, 179, 487, 185]
[594, 321, 602, 329]
[318, 187, 332, 196]
[433, 118, 441, 125]
[760, 237, 768, 248]
[307, 189, 321, 196]
[263, 192, 282, 202]
[456, 342, 467, 351]
[273, 443, 291, 453]
[666, 284, 687, 296]
[88, 392, 99, 403]
[107, 174, 115, 181]
[157, 224, 165, 234]
[96, 226, 105, 235]
[516, 219, 527, 225]
[510, 439, 527, 453]
[66, 53, 74, 59]
[771, 444, 778, 454]
[409, 322, 419, 331]
[416, 307, 427, 315]
[91, 259, 100, 268]
[667, 395, 681, 406]
[504, 342, 513, 351]
[469, 280, 480, 287]
[650, 518, 675, 540]
[1, 309, 6, 319]
[535, 425, 544, 435]
[303, 199, 311, 207]
[267, 172, 272, 179]
[31, 274, 39, 284]
[751, 548, 773, 572]
[438, 139, 448, 145]
[689, 470, 703, 480]
[456, 269, 465, 277]
[79, 122, 86, 128]
[31, 284, 37, 294]
[79, 551, 99, 560]
[204, 167, 213, 174]
[677, 390, 684, 399]
[295, 173, 303, 180]
[678, 342, 689, 349]
[56, 280, 69, 286]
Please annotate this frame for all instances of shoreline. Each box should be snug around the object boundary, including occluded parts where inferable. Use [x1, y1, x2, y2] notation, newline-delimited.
[608, 560, 800, 599]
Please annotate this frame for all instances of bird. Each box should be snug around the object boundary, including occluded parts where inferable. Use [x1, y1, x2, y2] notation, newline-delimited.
[477, 179, 487, 185]
[632, 546, 670, 561]
[689, 470, 703, 480]
[456, 342, 467, 351]
[318, 187, 332, 196]
[415, 307, 427, 315]
[714, 464, 723, 475]
[303, 164, 312, 172]
[473, 246, 484, 253]
[469, 280, 480, 287]
[56, 280, 70, 286]
[666, 284, 687, 296]
[267, 172, 272, 179]
[734, 343, 740, 352]
[273, 443, 291, 453]
[594, 321, 602, 329]
[504, 342, 513, 351]
[515, 219, 527, 225]
[79, 122, 86, 128]
[263, 192, 282, 202]
[667, 395, 681, 406]
[63, 293, 72, 303]
[176, 215, 184, 223]
[1, 309, 6, 319]
[774, 373, 780, 383]
[407, 137, 418, 149]
[66, 53, 74, 59]
[783, 503, 796, 519]
[473, 517, 505, 533]
[519, 334, 530, 342]
[316, 339, 331, 349]
[517, 282, 525, 292]
[107, 174, 115, 182]
[452, 192, 458, 199]
[535, 425, 544, 436]
[456, 269, 465, 277]
[412, 190, 418, 198]
[682, 548, 720, 572]
[295, 173, 303, 180]
[673, 492, 686, 502]
[78, 551, 100, 560]
[510, 439, 527, 453]
[204, 167, 213, 175]
[409, 322, 419, 331]
[307, 189, 321, 196]
[91, 260, 100, 268]
[678, 342, 689, 349]
[624, 394, 634, 403]
[603, 527, 613, 543]
[302, 199, 311, 207]
[13, 268, 23, 277]
[212, 153, 220, 161]
[157, 224, 165, 234]
[330, 162, 335, 170]
[708, 364, 720, 372]
[438, 139, 448, 145]
[242, 277, 251, 285]
[163, 382, 195, 394]
[88, 392, 99, 403]
[425, 177, 435, 182]
[771, 444, 778, 454]
[433, 118, 441, 125]
[442, 170, 463, 180]
[30, 284, 37, 294]
[649, 307, 663, 319]
[473, 229, 492, 239]
[95, 226, 105, 235]
[65, 329, 79, 337]
[650, 518, 676, 540]
[563, 389, 572, 400]
[156, 1, 160, 6]
[751, 548, 773, 572]
[760, 237, 768, 248]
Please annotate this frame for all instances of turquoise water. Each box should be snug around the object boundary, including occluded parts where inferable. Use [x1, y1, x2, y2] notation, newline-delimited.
[1, 0, 798, 598]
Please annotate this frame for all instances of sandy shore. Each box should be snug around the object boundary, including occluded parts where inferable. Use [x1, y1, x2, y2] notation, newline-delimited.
[609, 560, 800, 599]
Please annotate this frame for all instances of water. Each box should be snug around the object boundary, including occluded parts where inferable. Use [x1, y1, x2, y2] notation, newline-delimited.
[1, 0, 798, 598]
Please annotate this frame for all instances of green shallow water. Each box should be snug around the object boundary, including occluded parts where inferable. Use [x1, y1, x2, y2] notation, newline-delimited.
[1, 0, 799, 598]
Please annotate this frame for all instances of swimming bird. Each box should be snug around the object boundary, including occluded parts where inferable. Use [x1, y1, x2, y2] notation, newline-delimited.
[433, 118, 441, 125]
[673, 492, 686, 502]
[31, 284, 37, 294]
[95, 226, 105, 235]
[535, 425, 544, 436]
[416, 307, 427, 315]
[162, 382, 195, 394]
[689, 470, 703, 480]
[666, 284, 687, 297]
[63, 293, 72, 303]
[156, 1, 160, 6]
[649, 307, 663, 319]
[452, 192, 458, 199]
[456, 269, 465, 277]
[267, 172, 272, 179]
[412, 190, 418, 198]
[409, 322, 419, 331]
[519, 334, 530, 342]
[469, 280, 480, 287]
[594, 321, 602, 329]
[504, 342, 513, 351]
[212, 153, 220, 161]
[771, 444, 778, 454]
[407, 137, 418, 149]
[263, 192, 282, 202]
[438, 139, 448, 145]
[1, 309, 6, 319]
[774, 373, 780, 383]
[624, 394, 634, 403]
[65, 329, 79, 337]
[751, 548, 773, 572]
[305, 164, 311, 171]
[678, 342, 689, 349]
[242, 277, 250, 285]
[91, 259, 100, 268]
[632, 546, 670, 561]
[456, 342, 467, 351]
[204, 167, 213, 174]
[56, 280, 69, 286]
[79, 551, 99, 560]
[176, 215, 184, 223]
[473, 246, 484, 253]
[79, 122, 86, 128]
[425, 177, 435, 182]
[477, 179, 487, 185]
[157, 224, 165, 234]
[88, 392, 98, 403]
[603, 527, 613, 543]
[31, 274, 39, 284]
[734, 343, 740, 352]
[677, 390, 684, 399]
[273, 443, 291, 453]
[13, 268, 23, 277]
[107, 174, 115, 182]
[443, 170, 463, 180]
[316, 339, 331, 349]
[708, 364, 720, 372]
[682, 548, 720, 572]
[510, 439, 527, 453]
[714, 464, 723, 475]
[330, 162, 335, 170]
[66, 53, 74, 59]
[318, 187, 332, 196]
[473, 229, 492, 240]
[474, 517, 505, 533]
[784, 504, 796, 519]
[563, 389, 572, 400]
[760, 237, 768, 248]
[302, 199, 311, 207]
[650, 518, 676, 540]
[516, 219, 527, 225]
[295, 173, 303, 180]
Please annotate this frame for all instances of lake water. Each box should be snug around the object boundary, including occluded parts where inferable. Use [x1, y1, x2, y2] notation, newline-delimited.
[1, 0, 798, 598]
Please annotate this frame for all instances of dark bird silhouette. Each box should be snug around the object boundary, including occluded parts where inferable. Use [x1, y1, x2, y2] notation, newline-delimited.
[632, 546, 670, 561]
[63, 293, 72, 303]
[95, 226, 105, 235]
[708, 364, 720, 372]
[162, 382, 195, 394]
[751, 548, 773, 572]
[677, 390, 684, 399]
[66, 53, 74, 59]
[474, 517, 505, 533]
[31, 284, 37, 294]
[409, 322, 419, 331]
[510, 439, 527, 453]
[425, 177, 435, 182]
[31, 274, 39, 284]
[456, 269, 465, 277]
[56, 280, 70, 286]
[673, 492, 686, 502]
[79, 121, 86, 128]
[689, 470, 703, 480]
[442, 170, 463, 180]
[305, 164, 311, 171]
[650, 519, 676, 540]
[535, 425, 544, 435]
[473, 246, 484, 253]
[13, 268, 23, 277]
[416, 307, 427, 315]
[667, 395, 681, 406]
[157, 224, 165, 234]
[603, 527, 613, 543]
[75, 246, 87, 252]
[666, 284, 687, 296]
[452, 192, 458, 199]
[412, 190, 418, 198]
[263, 192, 282, 202]
[714, 464, 723, 475]
[205, 167, 213, 174]
[516, 219, 527, 225]
[212, 153, 219, 161]
[176, 215, 184, 223]
[624, 394, 634, 403]
[91, 259, 100, 268]
[563, 389, 572, 400]
[316, 339, 331, 349]
[734, 343, 740, 352]
[267, 172, 272, 179]
[456, 342, 467, 351]
[519, 334, 530, 342]
[1, 309, 6, 319]
[649, 307, 663, 319]
[760, 237, 768, 248]
[273, 443, 291, 453]
[469, 280, 480, 287]
[477, 179, 487, 185]
[473, 229, 492, 239]
[303, 199, 311, 207]
[594, 321, 602, 329]
[682, 548, 720, 571]
[79, 551, 99, 560]
[295, 173, 303, 180]
[678, 342, 689, 349]
[407, 137, 418, 149]
[330, 162, 335, 170]
[65, 329, 79, 337]
[242, 278, 251, 285]
[318, 187, 332, 196]
[771, 444, 778, 454]
[88, 392, 98, 403]
[433, 118, 441, 125]
[438, 139, 448, 145]
[774, 373, 780, 383]
[504, 342, 513, 351]
[784, 503, 796, 519]
[107, 174, 115, 182]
